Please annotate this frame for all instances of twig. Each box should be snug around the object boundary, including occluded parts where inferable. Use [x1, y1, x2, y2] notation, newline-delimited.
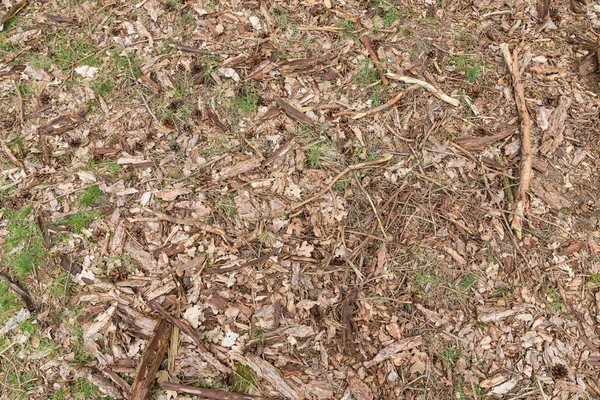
[353, 171, 387, 237]
[360, 35, 388, 84]
[385, 73, 460, 106]
[290, 155, 392, 211]
[162, 382, 264, 399]
[500, 43, 532, 240]
[353, 91, 406, 119]
[12, 80, 23, 126]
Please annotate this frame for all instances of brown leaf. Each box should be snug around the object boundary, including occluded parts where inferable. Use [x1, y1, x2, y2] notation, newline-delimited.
[540, 96, 571, 156]
[557, 240, 584, 256]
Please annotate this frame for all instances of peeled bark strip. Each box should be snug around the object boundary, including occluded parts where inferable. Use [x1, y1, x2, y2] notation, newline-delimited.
[500, 43, 532, 240]
[540, 96, 571, 156]
[131, 319, 172, 400]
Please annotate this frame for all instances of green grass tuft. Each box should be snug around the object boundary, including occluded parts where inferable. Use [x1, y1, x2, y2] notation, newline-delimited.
[2, 206, 47, 277]
[79, 185, 103, 207]
[59, 210, 100, 234]
[231, 363, 255, 393]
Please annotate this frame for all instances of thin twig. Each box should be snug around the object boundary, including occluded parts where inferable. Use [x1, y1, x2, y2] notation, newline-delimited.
[12, 80, 23, 126]
[353, 91, 406, 119]
[500, 43, 532, 240]
[290, 155, 392, 211]
[353, 171, 387, 237]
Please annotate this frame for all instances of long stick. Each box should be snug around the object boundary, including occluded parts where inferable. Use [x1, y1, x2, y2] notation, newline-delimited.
[500, 43, 532, 240]
[290, 155, 392, 211]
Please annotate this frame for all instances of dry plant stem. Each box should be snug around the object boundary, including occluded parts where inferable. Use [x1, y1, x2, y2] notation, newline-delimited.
[162, 382, 264, 399]
[353, 171, 387, 237]
[500, 43, 532, 240]
[290, 155, 392, 211]
[385, 73, 460, 106]
[360, 35, 388, 84]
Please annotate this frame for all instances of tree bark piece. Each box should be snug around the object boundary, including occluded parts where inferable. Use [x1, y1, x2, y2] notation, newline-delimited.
[162, 382, 265, 399]
[341, 287, 359, 354]
[385, 73, 460, 106]
[231, 354, 301, 400]
[500, 43, 532, 240]
[539, 96, 571, 156]
[130, 319, 172, 400]
[274, 97, 314, 125]
[148, 301, 231, 374]
[360, 35, 388, 84]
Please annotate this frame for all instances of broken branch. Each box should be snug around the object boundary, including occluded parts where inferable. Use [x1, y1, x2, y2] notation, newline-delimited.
[385, 73, 460, 106]
[500, 43, 532, 240]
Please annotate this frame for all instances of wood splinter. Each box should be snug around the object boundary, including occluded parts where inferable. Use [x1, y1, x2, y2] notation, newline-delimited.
[500, 43, 532, 240]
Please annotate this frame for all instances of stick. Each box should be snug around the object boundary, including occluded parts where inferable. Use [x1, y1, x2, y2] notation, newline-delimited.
[500, 43, 532, 240]
[130, 319, 172, 400]
[385, 73, 460, 106]
[290, 155, 392, 211]
[162, 382, 264, 399]
[360, 35, 388, 84]
[275, 97, 313, 125]
[352, 91, 405, 119]
[204, 249, 279, 274]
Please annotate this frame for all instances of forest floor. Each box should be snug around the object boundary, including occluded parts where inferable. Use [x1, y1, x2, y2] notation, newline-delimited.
[1, 0, 599, 399]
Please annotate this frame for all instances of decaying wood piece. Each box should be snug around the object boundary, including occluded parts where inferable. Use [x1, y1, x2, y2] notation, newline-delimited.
[0, 0, 27, 31]
[148, 301, 231, 374]
[37, 111, 84, 135]
[363, 335, 423, 368]
[101, 367, 131, 398]
[215, 158, 262, 181]
[291, 155, 392, 212]
[205, 106, 229, 132]
[0, 273, 34, 311]
[131, 319, 172, 400]
[274, 97, 314, 125]
[500, 43, 532, 240]
[360, 35, 388, 84]
[454, 127, 515, 150]
[540, 96, 571, 156]
[341, 287, 359, 354]
[385, 73, 460, 106]
[232, 354, 301, 400]
[162, 382, 264, 399]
